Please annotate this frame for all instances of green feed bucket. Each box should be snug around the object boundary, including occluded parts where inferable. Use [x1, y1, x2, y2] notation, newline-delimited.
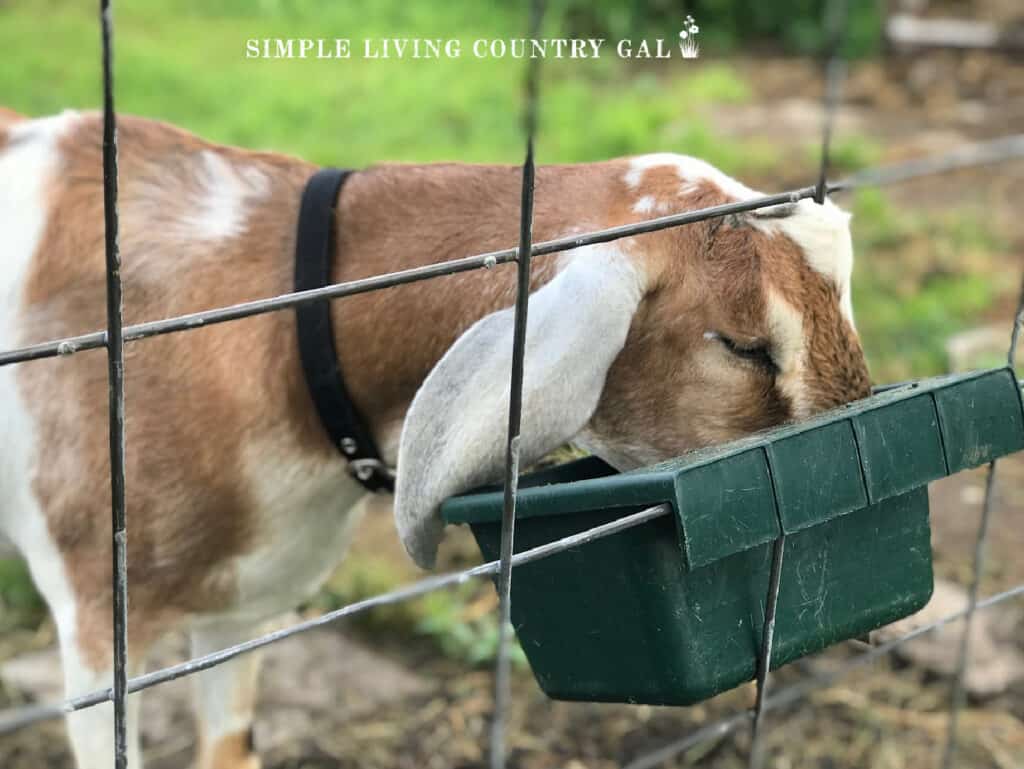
[441, 367, 1024, 706]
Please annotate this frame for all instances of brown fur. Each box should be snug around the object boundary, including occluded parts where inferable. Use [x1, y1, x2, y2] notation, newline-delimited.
[586, 170, 869, 460]
[0, 107, 25, 127]
[758, 231, 871, 410]
[18, 115, 325, 666]
[0, 110, 20, 151]
[15, 115, 644, 667]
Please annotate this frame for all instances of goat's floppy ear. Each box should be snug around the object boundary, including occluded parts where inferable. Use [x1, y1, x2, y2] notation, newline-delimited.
[394, 246, 645, 569]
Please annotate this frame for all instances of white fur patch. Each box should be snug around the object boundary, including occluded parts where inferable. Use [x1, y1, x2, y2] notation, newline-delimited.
[632, 195, 657, 215]
[62, 658, 142, 769]
[768, 198, 855, 322]
[0, 111, 113, 762]
[230, 441, 367, 619]
[0, 110, 76, 564]
[182, 150, 269, 241]
[188, 617, 263, 751]
[765, 290, 810, 418]
[625, 152, 762, 202]
[625, 153, 855, 322]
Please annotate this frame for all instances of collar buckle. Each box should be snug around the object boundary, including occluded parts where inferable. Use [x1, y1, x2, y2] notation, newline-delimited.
[348, 457, 397, 487]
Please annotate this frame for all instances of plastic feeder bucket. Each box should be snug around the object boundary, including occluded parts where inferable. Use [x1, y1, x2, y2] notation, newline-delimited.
[441, 367, 1024, 706]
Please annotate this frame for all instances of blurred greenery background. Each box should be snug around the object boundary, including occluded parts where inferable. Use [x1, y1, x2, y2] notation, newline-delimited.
[0, 0, 1019, 667]
[1, 0, 883, 163]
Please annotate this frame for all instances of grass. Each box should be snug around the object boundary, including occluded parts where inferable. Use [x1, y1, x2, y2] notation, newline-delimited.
[814, 135, 884, 174]
[0, 559, 46, 635]
[307, 552, 527, 668]
[0, 0, 768, 173]
[849, 188, 1013, 381]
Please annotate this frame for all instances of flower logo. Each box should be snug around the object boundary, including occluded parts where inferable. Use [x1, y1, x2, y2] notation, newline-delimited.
[678, 15, 700, 59]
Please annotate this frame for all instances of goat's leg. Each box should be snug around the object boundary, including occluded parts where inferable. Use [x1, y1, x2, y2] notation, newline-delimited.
[58, 624, 143, 769]
[17, 525, 145, 769]
[189, 618, 264, 769]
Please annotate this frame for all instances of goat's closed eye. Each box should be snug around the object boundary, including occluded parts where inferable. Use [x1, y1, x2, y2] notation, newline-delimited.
[705, 331, 778, 373]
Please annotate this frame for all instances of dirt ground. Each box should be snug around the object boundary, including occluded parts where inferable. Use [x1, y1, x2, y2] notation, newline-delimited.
[4, 42, 1024, 769]
[4, 459, 1023, 769]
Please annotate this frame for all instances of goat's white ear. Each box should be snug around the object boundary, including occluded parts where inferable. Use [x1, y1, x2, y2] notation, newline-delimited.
[394, 246, 645, 568]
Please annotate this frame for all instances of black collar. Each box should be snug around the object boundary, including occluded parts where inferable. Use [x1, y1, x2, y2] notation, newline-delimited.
[294, 168, 394, 493]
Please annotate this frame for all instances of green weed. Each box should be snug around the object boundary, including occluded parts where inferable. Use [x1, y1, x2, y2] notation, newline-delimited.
[850, 188, 1011, 381]
[0, 559, 46, 634]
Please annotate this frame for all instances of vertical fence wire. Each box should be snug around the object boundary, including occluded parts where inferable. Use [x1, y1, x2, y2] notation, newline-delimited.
[815, 0, 848, 203]
[490, 1, 544, 766]
[748, 534, 786, 768]
[749, 3, 847, 764]
[99, 1, 129, 767]
[1009, 273, 1024, 367]
[940, 271, 1024, 769]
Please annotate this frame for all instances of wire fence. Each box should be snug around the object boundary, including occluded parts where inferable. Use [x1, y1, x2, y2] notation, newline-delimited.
[98, 3, 129, 767]
[0, 1, 1023, 768]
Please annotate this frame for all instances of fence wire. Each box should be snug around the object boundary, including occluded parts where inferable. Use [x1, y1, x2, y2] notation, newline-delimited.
[0, 504, 671, 734]
[0, 138, 1022, 370]
[98, 1, 129, 767]
[622, 582, 1024, 769]
[941, 275, 1024, 769]
[491, 2, 544, 766]
[4, 142, 1024, 370]
[0, 3, 1022, 769]
[750, 2, 847, 764]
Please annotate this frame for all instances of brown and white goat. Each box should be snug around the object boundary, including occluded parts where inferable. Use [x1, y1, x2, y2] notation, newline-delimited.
[0, 110, 870, 769]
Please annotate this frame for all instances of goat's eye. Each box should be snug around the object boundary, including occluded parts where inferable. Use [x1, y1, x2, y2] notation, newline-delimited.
[706, 331, 778, 373]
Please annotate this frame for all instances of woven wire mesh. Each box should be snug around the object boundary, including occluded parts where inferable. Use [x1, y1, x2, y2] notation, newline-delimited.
[0, 2, 1022, 768]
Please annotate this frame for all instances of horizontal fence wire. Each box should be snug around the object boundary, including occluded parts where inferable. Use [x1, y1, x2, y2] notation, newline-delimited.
[2, 508, 1021, 749]
[0, 504, 670, 734]
[0, 189, 806, 365]
[833, 134, 1024, 192]
[2, 135, 1024, 369]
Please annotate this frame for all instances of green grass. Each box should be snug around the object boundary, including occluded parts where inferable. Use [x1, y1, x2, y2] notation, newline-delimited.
[812, 135, 883, 175]
[0, 559, 46, 634]
[0, 0, 766, 173]
[850, 188, 1012, 381]
[308, 552, 527, 668]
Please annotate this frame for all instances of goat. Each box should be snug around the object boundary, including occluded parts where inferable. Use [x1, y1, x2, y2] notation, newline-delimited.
[0, 110, 871, 769]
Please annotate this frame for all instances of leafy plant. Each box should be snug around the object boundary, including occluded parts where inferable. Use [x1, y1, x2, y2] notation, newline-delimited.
[417, 587, 528, 668]
[548, 0, 884, 57]
[311, 555, 527, 668]
[0, 559, 46, 633]
[850, 188, 1012, 382]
